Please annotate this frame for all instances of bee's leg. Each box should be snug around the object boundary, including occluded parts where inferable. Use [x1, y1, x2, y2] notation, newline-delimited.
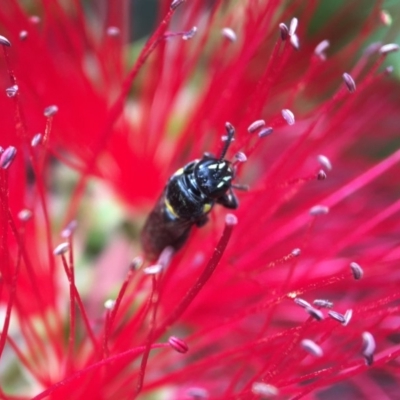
[217, 189, 239, 209]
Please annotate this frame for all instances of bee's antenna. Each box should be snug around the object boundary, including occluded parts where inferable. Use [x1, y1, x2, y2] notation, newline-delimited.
[219, 122, 235, 162]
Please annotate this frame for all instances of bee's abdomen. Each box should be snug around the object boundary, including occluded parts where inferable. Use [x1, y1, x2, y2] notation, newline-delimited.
[140, 195, 193, 261]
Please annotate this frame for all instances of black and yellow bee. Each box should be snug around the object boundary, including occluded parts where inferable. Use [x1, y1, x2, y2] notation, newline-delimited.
[141, 123, 239, 260]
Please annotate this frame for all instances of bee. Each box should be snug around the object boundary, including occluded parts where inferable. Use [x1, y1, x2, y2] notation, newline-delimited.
[141, 122, 239, 260]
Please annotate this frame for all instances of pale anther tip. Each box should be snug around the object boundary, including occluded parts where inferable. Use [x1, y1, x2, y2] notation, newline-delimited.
[281, 109, 295, 125]
[18, 209, 32, 221]
[247, 119, 265, 133]
[104, 299, 115, 310]
[225, 213, 238, 226]
[0, 146, 17, 169]
[279, 23, 289, 41]
[251, 382, 279, 397]
[53, 242, 70, 255]
[0, 35, 11, 47]
[317, 155, 332, 171]
[342, 72, 356, 93]
[143, 264, 163, 275]
[221, 27, 237, 42]
[379, 43, 399, 55]
[44, 105, 59, 117]
[309, 205, 329, 216]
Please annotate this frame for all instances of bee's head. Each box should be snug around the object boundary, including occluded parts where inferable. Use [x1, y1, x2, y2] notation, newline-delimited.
[194, 158, 234, 198]
[194, 122, 235, 198]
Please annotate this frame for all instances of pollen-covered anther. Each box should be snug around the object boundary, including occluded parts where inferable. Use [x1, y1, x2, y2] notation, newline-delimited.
[328, 310, 346, 324]
[289, 18, 298, 36]
[279, 23, 289, 41]
[170, 0, 185, 10]
[5, 85, 18, 98]
[317, 170, 327, 180]
[317, 154, 332, 171]
[143, 264, 163, 275]
[168, 336, 189, 353]
[19, 30, 28, 40]
[0, 35, 11, 47]
[234, 152, 247, 163]
[18, 209, 32, 222]
[309, 205, 329, 216]
[362, 331, 376, 366]
[182, 26, 197, 40]
[294, 297, 312, 308]
[379, 43, 399, 55]
[292, 248, 301, 257]
[258, 127, 273, 138]
[290, 34, 300, 50]
[281, 109, 295, 125]
[350, 261, 364, 280]
[31, 133, 43, 147]
[61, 220, 78, 238]
[104, 299, 115, 310]
[130, 256, 144, 271]
[314, 40, 330, 60]
[247, 119, 265, 133]
[342, 72, 356, 93]
[106, 26, 120, 36]
[313, 299, 333, 309]
[305, 306, 323, 321]
[251, 382, 279, 397]
[380, 10, 392, 26]
[301, 339, 323, 357]
[225, 213, 238, 226]
[221, 27, 237, 42]
[44, 105, 59, 117]
[0, 146, 17, 169]
[53, 242, 70, 256]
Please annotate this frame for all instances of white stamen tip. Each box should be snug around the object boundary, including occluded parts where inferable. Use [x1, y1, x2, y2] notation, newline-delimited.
[251, 382, 279, 397]
[247, 119, 265, 133]
[104, 299, 115, 310]
[289, 18, 298, 36]
[317, 155, 332, 171]
[53, 242, 70, 255]
[143, 264, 163, 275]
[379, 43, 399, 55]
[281, 109, 295, 125]
[44, 105, 59, 117]
[350, 262, 364, 280]
[221, 27, 237, 42]
[225, 214, 238, 226]
[309, 205, 330, 216]
[301, 339, 323, 357]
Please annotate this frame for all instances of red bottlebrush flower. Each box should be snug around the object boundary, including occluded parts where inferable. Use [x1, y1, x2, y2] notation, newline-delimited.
[1, 1, 400, 399]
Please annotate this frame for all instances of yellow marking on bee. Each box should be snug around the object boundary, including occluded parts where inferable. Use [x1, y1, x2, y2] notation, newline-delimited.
[173, 168, 184, 176]
[203, 203, 212, 213]
[165, 198, 180, 218]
